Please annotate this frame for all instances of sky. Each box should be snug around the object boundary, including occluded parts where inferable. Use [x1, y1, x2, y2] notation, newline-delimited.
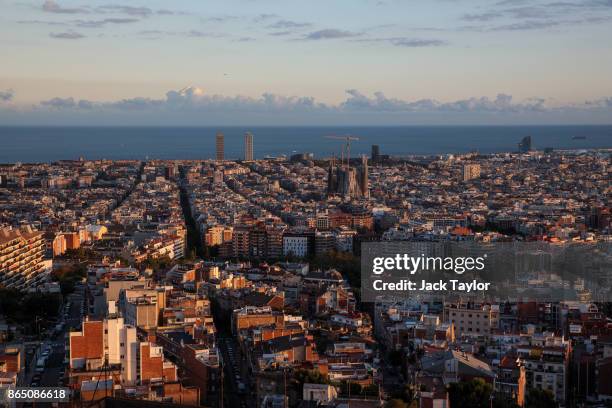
[0, 0, 611, 125]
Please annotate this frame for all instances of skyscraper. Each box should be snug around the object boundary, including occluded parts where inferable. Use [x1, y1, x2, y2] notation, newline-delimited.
[244, 132, 254, 161]
[371, 145, 380, 162]
[518, 136, 532, 153]
[216, 132, 224, 161]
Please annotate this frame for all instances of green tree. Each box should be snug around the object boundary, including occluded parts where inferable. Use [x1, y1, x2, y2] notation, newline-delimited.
[448, 379, 493, 408]
[338, 381, 362, 396]
[525, 388, 557, 408]
[293, 369, 329, 386]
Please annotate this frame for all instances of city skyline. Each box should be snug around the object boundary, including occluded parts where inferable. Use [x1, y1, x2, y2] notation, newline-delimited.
[0, 2, 610, 406]
[1, 0, 612, 125]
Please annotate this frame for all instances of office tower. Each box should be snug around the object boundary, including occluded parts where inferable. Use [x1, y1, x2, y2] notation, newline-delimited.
[462, 163, 481, 181]
[518, 136, 532, 153]
[371, 145, 380, 162]
[215, 132, 224, 161]
[244, 132, 254, 161]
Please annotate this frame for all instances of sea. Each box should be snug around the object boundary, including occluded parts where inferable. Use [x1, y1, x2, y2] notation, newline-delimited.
[0, 125, 610, 163]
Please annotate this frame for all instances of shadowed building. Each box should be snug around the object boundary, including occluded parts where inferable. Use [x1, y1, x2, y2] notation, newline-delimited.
[215, 132, 224, 161]
[518, 135, 532, 153]
[244, 131, 254, 161]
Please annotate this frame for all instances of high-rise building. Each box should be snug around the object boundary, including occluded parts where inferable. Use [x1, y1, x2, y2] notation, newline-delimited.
[462, 163, 481, 181]
[215, 132, 224, 161]
[360, 155, 369, 198]
[0, 226, 46, 289]
[518, 136, 532, 153]
[244, 131, 254, 161]
[371, 145, 380, 162]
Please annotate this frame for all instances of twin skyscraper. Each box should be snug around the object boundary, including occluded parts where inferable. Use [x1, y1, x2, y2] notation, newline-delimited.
[215, 131, 254, 162]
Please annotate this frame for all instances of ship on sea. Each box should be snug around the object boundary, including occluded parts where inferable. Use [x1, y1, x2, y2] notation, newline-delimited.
[572, 135, 587, 140]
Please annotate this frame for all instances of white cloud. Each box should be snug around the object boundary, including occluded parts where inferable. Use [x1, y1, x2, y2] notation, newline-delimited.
[49, 31, 85, 39]
[42, 0, 86, 14]
[0, 89, 14, 102]
[9, 87, 611, 125]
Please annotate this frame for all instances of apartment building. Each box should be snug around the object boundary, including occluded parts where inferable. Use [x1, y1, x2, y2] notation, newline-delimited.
[444, 303, 499, 339]
[0, 226, 47, 289]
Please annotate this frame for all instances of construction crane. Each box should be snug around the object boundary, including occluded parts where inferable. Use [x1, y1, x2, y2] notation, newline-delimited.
[324, 135, 359, 168]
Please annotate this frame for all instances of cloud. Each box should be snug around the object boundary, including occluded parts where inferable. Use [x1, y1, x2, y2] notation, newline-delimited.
[202, 15, 239, 23]
[40, 97, 77, 108]
[42, 0, 86, 14]
[504, 6, 554, 19]
[95, 4, 153, 17]
[458, 1, 612, 32]
[462, 12, 503, 21]
[3, 87, 611, 125]
[253, 13, 278, 23]
[73, 18, 139, 28]
[49, 31, 85, 39]
[186, 30, 226, 38]
[356, 37, 447, 47]
[0, 90, 14, 102]
[390, 38, 446, 47]
[135, 30, 228, 39]
[156, 9, 189, 16]
[303, 29, 361, 40]
[266, 20, 311, 29]
[490, 20, 562, 30]
[28, 87, 610, 115]
[269, 31, 292, 36]
[18, 19, 67, 26]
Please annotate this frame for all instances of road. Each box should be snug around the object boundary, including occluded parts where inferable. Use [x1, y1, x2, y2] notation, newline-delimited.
[218, 336, 255, 408]
[23, 283, 85, 389]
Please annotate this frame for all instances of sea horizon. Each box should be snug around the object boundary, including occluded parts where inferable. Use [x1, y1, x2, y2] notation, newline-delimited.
[1, 124, 611, 163]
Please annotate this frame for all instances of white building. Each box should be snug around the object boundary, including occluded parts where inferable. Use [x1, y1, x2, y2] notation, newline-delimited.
[283, 235, 309, 258]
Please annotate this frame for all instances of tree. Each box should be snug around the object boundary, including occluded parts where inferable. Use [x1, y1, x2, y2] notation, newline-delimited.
[390, 384, 416, 403]
[338, 381, 362, 396]
[525, 388, 557, 408]
[293, 369, 329, 386]
[448, 378, 493, 408]
[385, 399, 408, 408]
